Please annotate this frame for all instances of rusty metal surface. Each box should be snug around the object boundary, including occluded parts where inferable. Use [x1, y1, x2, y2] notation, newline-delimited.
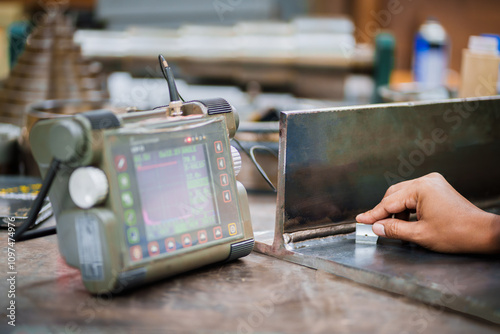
[1, 194, 500, 333]
[253, 96, 500, 325]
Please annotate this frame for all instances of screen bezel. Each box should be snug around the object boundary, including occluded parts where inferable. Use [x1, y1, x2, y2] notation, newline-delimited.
[103, 116, 245, 267]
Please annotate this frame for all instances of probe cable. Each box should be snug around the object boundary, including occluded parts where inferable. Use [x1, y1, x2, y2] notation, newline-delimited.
[231, 138, 277, 192]
[13, 159, 61, 242]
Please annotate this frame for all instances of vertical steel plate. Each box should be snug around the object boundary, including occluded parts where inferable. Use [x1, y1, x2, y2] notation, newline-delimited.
[255, 96, 500, 324]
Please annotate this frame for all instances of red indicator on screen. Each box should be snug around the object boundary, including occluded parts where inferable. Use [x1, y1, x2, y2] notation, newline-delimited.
[165, 238, 176, 252]
[130, 245, 143, 261]
[223, 190, 232, 203]
[182, 234, 192, 247]
[214, 141, 223, 153]
[148, 241, 160, 257]
[185, 137, 193, 143]
[213, 226, 223, 240]
[114, 155, 127, 172]
[198, 230, 208, 244]
[220, 174, 229, 186]
[217, 157, 226, 170]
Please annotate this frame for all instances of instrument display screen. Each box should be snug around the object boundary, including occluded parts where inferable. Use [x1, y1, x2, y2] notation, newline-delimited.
[107, 118, 243, 263]
[135, 143, 217, 241]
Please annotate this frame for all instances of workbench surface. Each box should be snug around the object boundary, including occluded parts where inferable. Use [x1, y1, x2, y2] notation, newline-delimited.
[1, 194, 498, 334]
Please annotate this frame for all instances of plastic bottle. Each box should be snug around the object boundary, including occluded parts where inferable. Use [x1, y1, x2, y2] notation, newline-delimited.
[412, 18, 449, 88]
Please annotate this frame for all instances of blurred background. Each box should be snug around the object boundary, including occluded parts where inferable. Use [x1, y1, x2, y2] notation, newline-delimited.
[1, 0, 500, 105]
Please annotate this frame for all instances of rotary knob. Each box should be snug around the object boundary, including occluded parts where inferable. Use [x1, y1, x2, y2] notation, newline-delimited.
[230, 145, 242, 176]
[69, 167, 109, 209]
[49, 120, 86, 163]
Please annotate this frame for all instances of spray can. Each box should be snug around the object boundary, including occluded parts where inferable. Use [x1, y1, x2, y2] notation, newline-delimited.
[412, 18, 449, 87]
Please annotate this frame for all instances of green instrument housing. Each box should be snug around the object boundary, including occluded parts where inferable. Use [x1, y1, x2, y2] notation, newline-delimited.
[30, 99, 254, 294]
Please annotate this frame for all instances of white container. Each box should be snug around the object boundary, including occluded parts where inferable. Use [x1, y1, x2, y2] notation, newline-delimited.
[459, 35, 500, 98]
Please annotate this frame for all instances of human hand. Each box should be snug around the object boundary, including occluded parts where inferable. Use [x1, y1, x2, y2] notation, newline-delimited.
[356, 173, 500, 254]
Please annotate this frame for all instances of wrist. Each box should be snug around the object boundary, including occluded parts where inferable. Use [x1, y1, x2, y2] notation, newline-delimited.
[462, 209, 500, 254]
[488, 213, 500, 253]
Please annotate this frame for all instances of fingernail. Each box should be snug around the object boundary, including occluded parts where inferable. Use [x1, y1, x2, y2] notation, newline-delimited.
[355, 213, 364, 221]
[373, 223, 386, 236]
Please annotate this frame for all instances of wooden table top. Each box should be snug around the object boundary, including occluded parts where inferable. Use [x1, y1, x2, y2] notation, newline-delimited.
[0, 193, 498, 333]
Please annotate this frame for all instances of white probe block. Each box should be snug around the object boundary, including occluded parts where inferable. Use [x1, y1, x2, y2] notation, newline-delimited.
[355, 223, 379, 244]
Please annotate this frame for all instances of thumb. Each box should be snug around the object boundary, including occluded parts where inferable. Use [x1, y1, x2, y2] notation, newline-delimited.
[373, 219, 419, 242]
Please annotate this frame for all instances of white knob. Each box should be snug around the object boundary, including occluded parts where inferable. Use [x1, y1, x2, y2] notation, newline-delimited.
[69, 167, 109, 209]
[231, 146, 242, 176]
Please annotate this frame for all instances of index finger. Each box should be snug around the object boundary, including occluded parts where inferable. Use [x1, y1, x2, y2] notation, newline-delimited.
[356, 187, 418, 224]
[382, 178, 416, 199]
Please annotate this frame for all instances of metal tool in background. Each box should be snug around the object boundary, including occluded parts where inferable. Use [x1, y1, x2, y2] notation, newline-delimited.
[0, 9, 108, 126]
[254, 96, 500, 324]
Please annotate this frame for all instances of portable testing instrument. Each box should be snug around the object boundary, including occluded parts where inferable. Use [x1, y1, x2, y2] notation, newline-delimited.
[20, 56, 254, 294]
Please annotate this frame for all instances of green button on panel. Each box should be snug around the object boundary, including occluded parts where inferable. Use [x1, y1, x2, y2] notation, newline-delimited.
[118, 173, 131, 190]
[121, 192, 134, 208]
[127, 227, 140, 244]
[124, 209, 137, 226]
